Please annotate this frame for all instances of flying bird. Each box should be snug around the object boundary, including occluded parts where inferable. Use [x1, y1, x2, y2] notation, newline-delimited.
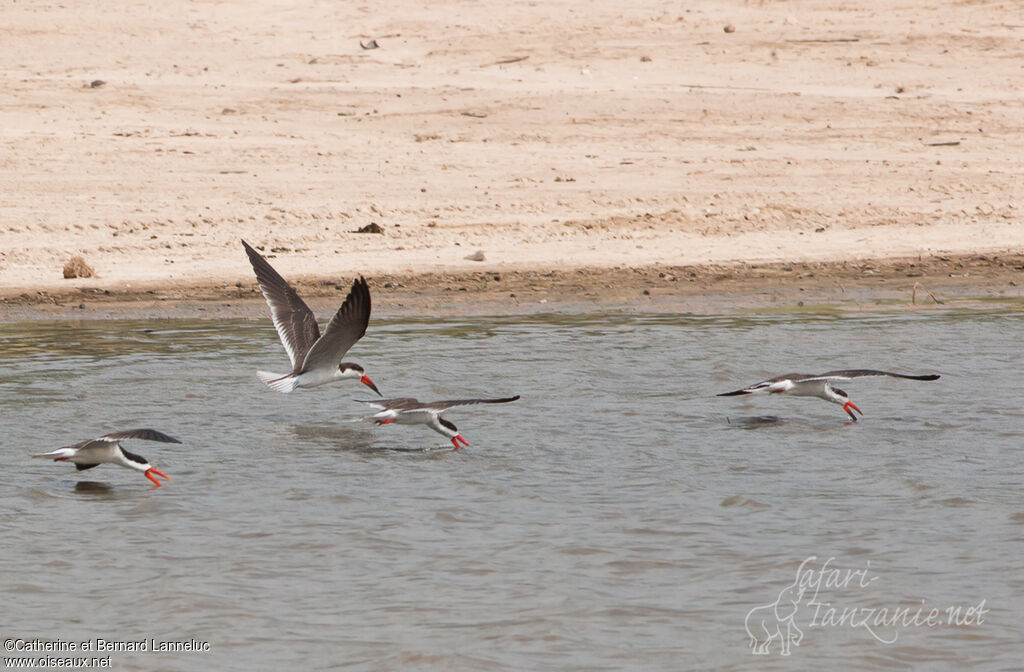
[358, 396, 521, 449]
[717, 369, 940, 421]
[32, 429, 178, 487]
[242, 240, 381, 395]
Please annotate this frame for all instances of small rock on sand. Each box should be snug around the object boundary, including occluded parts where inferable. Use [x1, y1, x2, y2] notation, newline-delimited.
[465, 250, 486, 262]
[63, 256, 95, 279]
[353, 222, 384, 234]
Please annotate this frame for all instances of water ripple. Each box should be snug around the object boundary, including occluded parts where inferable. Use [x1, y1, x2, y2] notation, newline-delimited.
[0, 310, 1021, 669]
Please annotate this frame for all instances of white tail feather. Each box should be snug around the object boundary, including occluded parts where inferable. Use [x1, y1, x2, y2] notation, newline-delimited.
[257, 371, 300, 393]
[32, 448, 73, 459]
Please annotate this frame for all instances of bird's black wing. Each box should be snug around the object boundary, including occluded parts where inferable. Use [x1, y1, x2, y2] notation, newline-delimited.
[101, 429, 182, 444]
[242, 240, 321, 373]
[301, 277, 372, 373]
[420, 396, 521, 410]
[808, 370, 940, 382]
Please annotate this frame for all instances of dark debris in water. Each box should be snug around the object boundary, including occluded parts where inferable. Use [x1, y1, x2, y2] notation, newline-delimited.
[720, 495, 769, 509]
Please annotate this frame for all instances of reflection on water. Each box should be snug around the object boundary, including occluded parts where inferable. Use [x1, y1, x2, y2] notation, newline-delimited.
[726, 415, 786, 428]
[1, 308, 1022, 670]
[73, 481, 116, 495]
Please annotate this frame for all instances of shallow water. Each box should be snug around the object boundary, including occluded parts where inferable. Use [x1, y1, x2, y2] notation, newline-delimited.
[1, 308, 1022, 670]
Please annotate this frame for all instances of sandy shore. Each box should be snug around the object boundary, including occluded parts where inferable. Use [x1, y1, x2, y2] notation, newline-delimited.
[1, 0, 1022, 317]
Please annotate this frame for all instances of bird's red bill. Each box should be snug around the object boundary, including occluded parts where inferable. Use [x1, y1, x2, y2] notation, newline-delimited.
[145, 467, 171, 487]
[360, 375, 382, 396]
[843, 401, 863, 416]
[451, 435, 470, 450]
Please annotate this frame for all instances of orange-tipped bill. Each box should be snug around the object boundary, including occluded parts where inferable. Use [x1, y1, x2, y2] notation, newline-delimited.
[360, 375, 382, 396]
[145, 467, 171, 487]
[843, 401, 863, 421]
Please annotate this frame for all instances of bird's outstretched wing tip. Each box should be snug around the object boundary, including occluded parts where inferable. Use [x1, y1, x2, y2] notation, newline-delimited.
[103, 428, 182, 444]
[355, 276, 371, 299]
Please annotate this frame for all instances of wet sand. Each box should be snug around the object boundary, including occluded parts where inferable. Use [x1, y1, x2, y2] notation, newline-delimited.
[3, 252, 1021, 322]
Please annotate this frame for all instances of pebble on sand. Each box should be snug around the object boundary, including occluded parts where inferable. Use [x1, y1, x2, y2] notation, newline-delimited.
[63, 256, 95, 279]
[465, 250, 486, 262]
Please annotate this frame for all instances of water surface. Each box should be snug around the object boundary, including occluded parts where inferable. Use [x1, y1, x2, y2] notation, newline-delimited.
[1, 308, 1022, 670]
